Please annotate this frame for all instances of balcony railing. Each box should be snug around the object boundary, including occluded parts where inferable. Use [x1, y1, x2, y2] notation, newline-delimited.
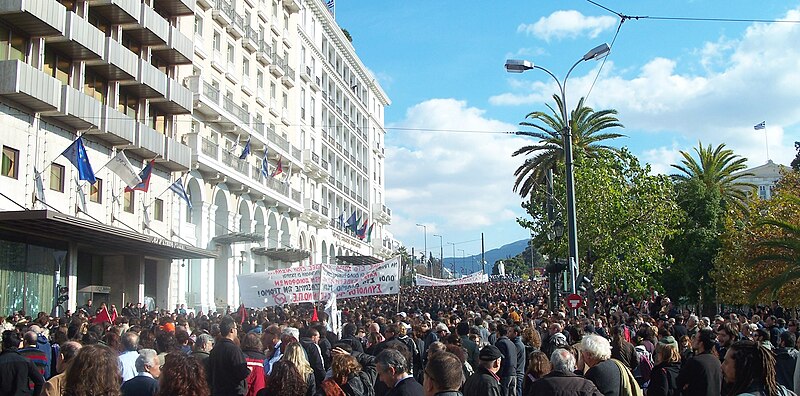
[201, 137, 217, 158]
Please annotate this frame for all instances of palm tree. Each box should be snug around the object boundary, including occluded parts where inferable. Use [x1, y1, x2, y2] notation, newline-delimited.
[671, 142, 755, 214]
[512, 94, 625, 199]
[749, 194, 800, 300]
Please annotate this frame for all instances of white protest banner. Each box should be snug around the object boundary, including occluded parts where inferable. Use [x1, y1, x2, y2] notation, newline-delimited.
[416, 270, 488, 287]
[320, 257, 400, 300]
[236, 264, 321, 308]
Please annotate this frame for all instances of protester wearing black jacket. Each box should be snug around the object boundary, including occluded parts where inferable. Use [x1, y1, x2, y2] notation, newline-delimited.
[0, 330, 45, 396]
[494, 325, 518, 396]
[208, 316, 251, 396]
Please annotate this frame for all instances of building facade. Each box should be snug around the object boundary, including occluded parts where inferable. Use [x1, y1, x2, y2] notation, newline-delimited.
[735, 160, 788, 200]
[0, 0, 393, 316]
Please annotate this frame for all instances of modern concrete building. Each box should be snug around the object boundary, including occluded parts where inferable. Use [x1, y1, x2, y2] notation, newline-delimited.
[0, 0, 393, 316]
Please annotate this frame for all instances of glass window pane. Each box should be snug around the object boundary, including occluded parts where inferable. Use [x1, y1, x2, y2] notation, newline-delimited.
[90, 178, 102, 203]
[2, 146, 18, 179]
[50, 164, 64, 192]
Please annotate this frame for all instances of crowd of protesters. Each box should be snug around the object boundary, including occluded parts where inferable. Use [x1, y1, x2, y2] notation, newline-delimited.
[1, 280, 799, 396]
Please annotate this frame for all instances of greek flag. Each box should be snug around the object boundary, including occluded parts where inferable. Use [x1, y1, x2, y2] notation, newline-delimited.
[754, 121, 766, 130]
[169, 177, 192, 209]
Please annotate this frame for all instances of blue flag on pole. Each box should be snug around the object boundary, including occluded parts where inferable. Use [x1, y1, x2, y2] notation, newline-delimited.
[239, 138, 251, 159]
[345, 211, 356, 231]
[61, 137, 96, 184]
[169, 177, 192, 209]
[338, 212, 344, 229]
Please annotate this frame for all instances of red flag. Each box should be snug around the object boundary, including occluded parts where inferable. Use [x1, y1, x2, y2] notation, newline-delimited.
[237, 303, 246, 325]
[125, 159, 154, 192]
[311, 306, 319, 322]
[271, 156, 283, 177]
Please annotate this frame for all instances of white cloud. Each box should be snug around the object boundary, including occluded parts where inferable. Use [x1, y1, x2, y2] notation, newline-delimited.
[641, 144, 683, 175]
[385, 99, 531, 246]
[496, 7, 800, 169]
[518, 10, 617, 42]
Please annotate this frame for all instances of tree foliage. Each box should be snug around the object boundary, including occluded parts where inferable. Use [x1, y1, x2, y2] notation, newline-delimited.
[519, 149, 678, 294]
[792, 142, 800, 171]
[512, 95, 625, 199]
[713, 171, 800, 305]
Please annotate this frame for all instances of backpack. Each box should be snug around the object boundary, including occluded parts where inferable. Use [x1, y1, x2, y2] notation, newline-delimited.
[633, 346, 653, 384]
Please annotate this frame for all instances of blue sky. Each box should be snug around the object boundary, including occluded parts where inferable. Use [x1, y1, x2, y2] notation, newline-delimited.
[334, 1, 800, 262]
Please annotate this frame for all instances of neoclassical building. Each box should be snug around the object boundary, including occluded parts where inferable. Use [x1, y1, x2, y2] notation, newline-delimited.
[0, 0, 394, 315]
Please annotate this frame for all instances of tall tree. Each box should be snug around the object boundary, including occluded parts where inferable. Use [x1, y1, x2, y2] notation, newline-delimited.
[671, 142, 755, 214]
[713, 171, 800, 305]
[792, 141, 800, 171]
[512, 94, 625, 199]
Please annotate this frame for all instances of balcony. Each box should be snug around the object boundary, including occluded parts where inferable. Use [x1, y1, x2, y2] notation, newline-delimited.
[162, 136, 191, 171]
[0, 0, 65, 37]
[303, 149, 329, 182]
[222, 95, 249, 128]
[45, 12, 104, 60]
[282, 28, 291, 48]
[196, 0, 214, 11]
[150, 77, 192, 114]
[131, 123, 165, 159]
[255, 88, 267, 107]
[373, 204, 392, 224]
[0, 60, 61, 112]
[90, 105, 135, 145]
[280, 108, 290, 126]
[151, 26, 193, 65]
[265, 125, 290, 153]
[269, 56, 284, 77]
[185, 76, 221, 118]
[87, 0, 139, 25]
[282, 0, 301, 13]
[87, 37, 137, 81]
[268, 99, 278, 117]
[132, 59, 167, 98]
[227, 12, 244, 39]
[123, 3, 168, 46]
[152, 0, 194, 17]
[211, 0, 232, 28]
[43, 85, 102, 130]
[301, 198, 328, 227]
[281, 64, 295, 88]
[299, 65, 311, 83]
[242, 26, 258, 52]
[309, 75, 320, 92]
[255, 41, 272, 65]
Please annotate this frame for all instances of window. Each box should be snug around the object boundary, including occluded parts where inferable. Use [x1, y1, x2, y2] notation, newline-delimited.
[194, 14, 204, 37]
[49, 163, 65, 192]
[43, 48, 72, 85]
[282, 93, 288, 110]
[227, 43, 235, 63]
[257, 70, 264, 89]
[1, 146, 18, 179]
[243, 58, 250, 77]
[270, 82, 276, 100]
[300, 88, 305, 119]
[123, 190, 134, 213]
[153, 198, 164, 221]
[149, 107, 166, 133]
[90, 178, 102, 203]
[118, 87, 139, 119]
[83, 69, 107, 104]
[213, 31, 221, 52]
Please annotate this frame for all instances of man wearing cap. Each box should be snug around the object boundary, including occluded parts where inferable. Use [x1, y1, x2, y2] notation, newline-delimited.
[463, 345, 502, 396]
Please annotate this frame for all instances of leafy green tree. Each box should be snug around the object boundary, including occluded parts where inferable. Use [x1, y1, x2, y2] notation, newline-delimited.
[713, 171, 800, 305]
[671, 142, 755, 214]
[792, 142, 800, 171]
[520, 149, 678, 297]
[512, 94, 624, 199]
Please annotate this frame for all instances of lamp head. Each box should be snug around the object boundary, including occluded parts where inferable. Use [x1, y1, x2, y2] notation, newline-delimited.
[505, 59, 534, 73]
[582, 43, 610, 61]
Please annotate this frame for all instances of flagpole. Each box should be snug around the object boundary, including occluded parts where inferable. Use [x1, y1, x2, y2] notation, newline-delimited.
[764, 126, 770, 161]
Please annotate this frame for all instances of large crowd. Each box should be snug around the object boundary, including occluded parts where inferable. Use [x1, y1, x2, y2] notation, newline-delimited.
[1, 280, 799, 396]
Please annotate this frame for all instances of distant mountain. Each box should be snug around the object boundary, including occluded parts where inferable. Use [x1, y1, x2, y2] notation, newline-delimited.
[440, 239, 529, 276]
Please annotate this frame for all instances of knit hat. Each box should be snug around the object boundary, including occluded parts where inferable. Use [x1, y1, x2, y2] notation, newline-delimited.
[659, 335, 678, 349]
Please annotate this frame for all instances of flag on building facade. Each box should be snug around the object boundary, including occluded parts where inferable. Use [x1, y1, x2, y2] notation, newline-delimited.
[239, 138, 251, 159]
[169, 177, 192, 209]
[33, 167, 45, 204]
[104, 151, 141, 188]
[271, 156, 283, 177]
[75, 178, 87, 213]
[366, 223, 374, 243]
[338, 212, 344, 229]
[357, 220, 368, 239]
[261, 149, 269, 179]
[126, 160, 155, 192]
[61, 137, 96, 184]
[754, 121, 766, 130]
[345, 211, 356, 231]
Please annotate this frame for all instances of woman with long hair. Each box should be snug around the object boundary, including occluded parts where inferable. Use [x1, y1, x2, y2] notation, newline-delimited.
[258, 360, 306, 396]
[522, 351, 551, 396]
[283, 342, 316, 396]
[157, 352, 210, 396]
[648, 336, 682, 396]
[722, 340, 791, 396]
[62, 344, 121, 396]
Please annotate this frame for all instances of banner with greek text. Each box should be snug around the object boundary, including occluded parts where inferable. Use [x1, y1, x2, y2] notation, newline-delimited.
[236, 257, 401, 308]
[320, 257, 401, 300]
[415, 270, 488, 287]
[237, 264, 321, 308]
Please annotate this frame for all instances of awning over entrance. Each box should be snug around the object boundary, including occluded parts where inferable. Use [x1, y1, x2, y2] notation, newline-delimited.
[250, 247, 310, 262]
[211, 232, 264, 244]
[0, 210, 217, 259]
[335, 255, 384, 266]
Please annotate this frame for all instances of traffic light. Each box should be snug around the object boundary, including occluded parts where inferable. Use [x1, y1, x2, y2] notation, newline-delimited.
[57, 286, 69, 304]
[577, 275, 592, 293]
[545, 258, 567, 274]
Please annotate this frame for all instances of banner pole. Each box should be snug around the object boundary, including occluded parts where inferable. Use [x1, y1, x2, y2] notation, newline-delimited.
[396, 288, 401, 314]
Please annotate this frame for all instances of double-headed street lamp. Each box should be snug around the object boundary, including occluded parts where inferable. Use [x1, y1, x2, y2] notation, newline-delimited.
[415, 223, 427, 273]
[505, 43, 611, 297]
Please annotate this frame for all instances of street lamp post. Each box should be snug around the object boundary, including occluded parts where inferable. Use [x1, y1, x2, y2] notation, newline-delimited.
[447, 242, 456, 278]
[505, 43, 610, 298]
[433, 234, 444, 278]
[458, 249, 465, 275]
[415, 223, 427, 274]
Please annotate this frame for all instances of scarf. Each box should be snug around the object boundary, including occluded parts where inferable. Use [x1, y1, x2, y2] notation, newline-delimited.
[320, 378, 347, 396]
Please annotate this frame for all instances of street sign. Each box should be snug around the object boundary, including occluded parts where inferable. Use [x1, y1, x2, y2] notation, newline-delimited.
[565, 293, 583, 309]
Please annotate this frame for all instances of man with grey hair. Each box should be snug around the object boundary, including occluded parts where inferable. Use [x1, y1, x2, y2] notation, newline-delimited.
[120, 348, 160, 396]
[120, 331, 140, 382]
[527, 348, 602, 395]
[191, 333, 214, 374]
[582, 334, 637, 396]
[376, 349, 422, 396]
